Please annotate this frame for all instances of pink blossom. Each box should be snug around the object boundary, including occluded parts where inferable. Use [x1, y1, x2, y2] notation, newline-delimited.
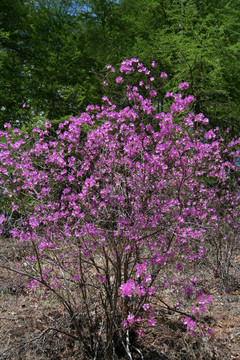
[204, 130, 216, 140]
[29, 216, 39, 228]
[184, 317, 195, 330]
[148, 286, 156, 295]
[123, 320, 128, 328]
[4, 123, 11, 129]
[200, 304, 206, 312]
[73, 275, 80, 281]
[116, 76, 123, 83]
[120, 279, 135, 297]
[125, 245, 131, 253]
[144, 273, 152, 282]
[148, 317, 156, 326]
[45, 121, 52, 128]
[178, 82, 189, 90]
[135, 286, 146, 296]
[107, 65, 115, 72]
[136, 262, 147, 278]
[0, 214, 5, 224]
[127, 313, 135, 326]
[149, 90, 157, 97]
[161, 72, 168, 78]
[142, 303, 150, 311]
[190, 277, 198, 283]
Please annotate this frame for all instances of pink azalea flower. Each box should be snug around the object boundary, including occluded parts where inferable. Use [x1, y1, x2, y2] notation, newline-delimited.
[127, 313, 134, 326]
[184, 317, 195, 330]
[178, 82, 189, 90]
[142, 303, 150, 311]
[120, 279, 135, 297]
[116, 76, 123, 83]
[149, 90, 157, 97]
[161, 72, 168, 78]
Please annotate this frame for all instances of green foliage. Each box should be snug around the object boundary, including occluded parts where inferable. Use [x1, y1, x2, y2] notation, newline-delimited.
[120, 0, 240, 132]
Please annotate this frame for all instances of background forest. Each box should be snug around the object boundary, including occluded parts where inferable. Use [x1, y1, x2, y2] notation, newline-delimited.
[0, 0, 240, 133]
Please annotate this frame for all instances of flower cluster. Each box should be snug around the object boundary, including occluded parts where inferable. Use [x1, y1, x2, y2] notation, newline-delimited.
[0, 58, 239, 342]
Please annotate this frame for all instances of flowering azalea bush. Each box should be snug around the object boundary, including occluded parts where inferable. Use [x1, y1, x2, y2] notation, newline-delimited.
[0, 58, 239, 358]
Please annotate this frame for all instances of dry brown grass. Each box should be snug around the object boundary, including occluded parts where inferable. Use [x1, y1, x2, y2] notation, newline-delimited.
[1, 235, 240, 359]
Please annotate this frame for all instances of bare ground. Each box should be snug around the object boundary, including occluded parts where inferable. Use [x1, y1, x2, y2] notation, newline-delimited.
[1, 237, 240, 359]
